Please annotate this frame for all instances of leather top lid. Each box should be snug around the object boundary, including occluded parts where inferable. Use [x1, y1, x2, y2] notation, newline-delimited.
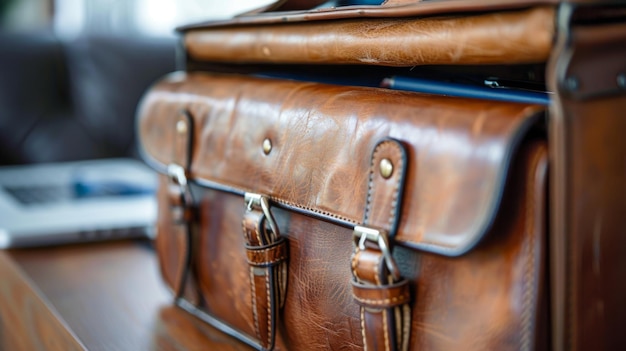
[183, 7, 555, 67]
[138, 72, 545, 256]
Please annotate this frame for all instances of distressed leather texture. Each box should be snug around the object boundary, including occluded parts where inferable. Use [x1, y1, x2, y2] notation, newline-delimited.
[184, 6, 554, 67]
[140, 71, 549, 350]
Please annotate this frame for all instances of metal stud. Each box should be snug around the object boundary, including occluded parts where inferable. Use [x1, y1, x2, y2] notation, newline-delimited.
[176, 120, 187, 134]
[379, 158, 393, 179]
[263, 138, 272, 155]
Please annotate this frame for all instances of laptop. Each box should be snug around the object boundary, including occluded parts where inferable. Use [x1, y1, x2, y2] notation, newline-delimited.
[0, 158, 158, 248]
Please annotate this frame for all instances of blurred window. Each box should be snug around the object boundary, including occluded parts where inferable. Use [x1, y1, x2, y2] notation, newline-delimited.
[53, 0, 273, 38]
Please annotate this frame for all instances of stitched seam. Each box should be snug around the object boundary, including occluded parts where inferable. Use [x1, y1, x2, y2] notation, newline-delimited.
[374, 253, 381, 286]
[363, 253, 383, 351]
[360, 307, 368, 351]
[247, 245, 288, 265]
[171, 171, 360, 223]
[250, 267, 260, 340]
[241, 219, 248, 242]
[354, 295, 409, 306]
[401, 304, 411, 351]
[273, 197, 357, 223]
[364, 143, 380, 225]
[178, 179, 360, 224]
[279, 262, 287, 307]
[389, 145, 403, 230]
[247, 255, 288, 265]
[265, 268, 272, 349]
[254, 221, 262, 246]
[383, 309, 391, 351]
[189, 176, 358, 223]
[247, 245, 285, 254]
[352, 251, 362, 281]
[520, 150, 542, 351]
[377, 141, 401, 351]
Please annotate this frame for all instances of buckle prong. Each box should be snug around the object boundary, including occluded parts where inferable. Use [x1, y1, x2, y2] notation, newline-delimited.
[245, 193, 280, 241]
[168, 163, 193, 205]
[354, 225, 401, 282]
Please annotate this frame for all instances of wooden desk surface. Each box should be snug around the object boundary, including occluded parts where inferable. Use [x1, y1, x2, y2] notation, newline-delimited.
[0, 240, 253, 351]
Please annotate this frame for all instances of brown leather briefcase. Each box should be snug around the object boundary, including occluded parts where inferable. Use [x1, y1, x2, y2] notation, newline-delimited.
[137, 1, 626, 350]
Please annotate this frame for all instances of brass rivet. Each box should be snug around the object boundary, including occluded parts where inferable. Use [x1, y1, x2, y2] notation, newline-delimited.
[380, 158, 393, 179]
[262, 138, 272, 155]
[176, 120, 187, 134]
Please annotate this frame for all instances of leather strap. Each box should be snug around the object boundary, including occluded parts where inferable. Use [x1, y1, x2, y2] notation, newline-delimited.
[168, 110, 199, 304]
[352, 139, 411, 351]
[352, 249, 411, 351]
[364, 139, 407, 234]
[242, 195, 288, 351]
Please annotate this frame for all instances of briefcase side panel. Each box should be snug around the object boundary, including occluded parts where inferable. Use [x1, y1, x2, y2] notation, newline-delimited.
[547, 10, 626, 350]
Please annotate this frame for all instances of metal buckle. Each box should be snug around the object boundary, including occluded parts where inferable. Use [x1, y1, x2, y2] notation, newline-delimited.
[168, 163, 193, 205]
[245, 193, 280, 241]
[353, 225, 401, 282]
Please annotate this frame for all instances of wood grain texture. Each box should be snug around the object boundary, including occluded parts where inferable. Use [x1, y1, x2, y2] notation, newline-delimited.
[0, 251, 85, 351]
[3, 240, 252, 351]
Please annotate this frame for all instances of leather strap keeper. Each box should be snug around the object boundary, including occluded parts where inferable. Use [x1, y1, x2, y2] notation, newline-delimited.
[246, 237, 289, 267]
[352, 280, 411, 309]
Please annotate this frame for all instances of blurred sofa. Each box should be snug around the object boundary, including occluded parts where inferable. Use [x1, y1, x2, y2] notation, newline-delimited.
[0, 31, 176, 165]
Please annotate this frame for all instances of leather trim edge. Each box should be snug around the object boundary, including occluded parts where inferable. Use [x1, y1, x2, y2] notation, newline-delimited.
[177, 298, 264, 351]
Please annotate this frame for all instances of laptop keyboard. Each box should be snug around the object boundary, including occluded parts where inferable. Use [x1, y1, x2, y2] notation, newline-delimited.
[3, 181, 151, 206]
[4, 185, 73, 205]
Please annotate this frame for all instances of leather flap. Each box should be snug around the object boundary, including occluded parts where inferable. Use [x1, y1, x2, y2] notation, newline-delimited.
[138, 72, 544, 256]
